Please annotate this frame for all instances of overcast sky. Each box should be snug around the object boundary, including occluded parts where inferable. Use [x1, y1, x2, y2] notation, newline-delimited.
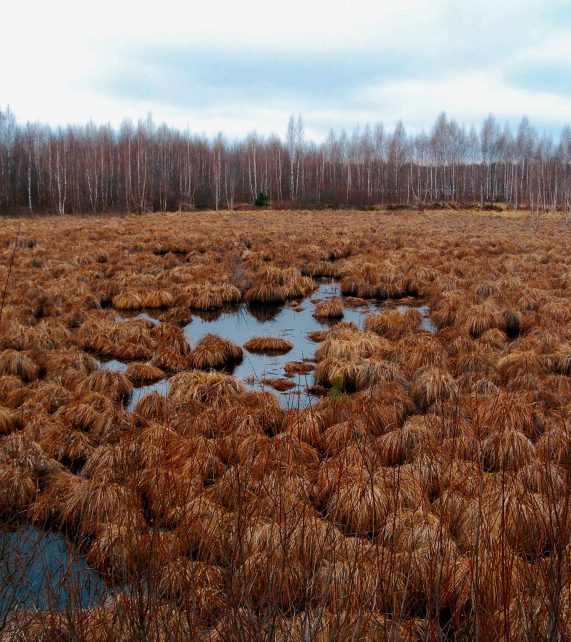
[2, 0, 571, 140]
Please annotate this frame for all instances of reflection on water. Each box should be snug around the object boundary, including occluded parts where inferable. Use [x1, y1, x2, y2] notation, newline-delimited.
[182, 280, 434, 409]
[108, 280, 435, 410]
[0, 527, 106, 611]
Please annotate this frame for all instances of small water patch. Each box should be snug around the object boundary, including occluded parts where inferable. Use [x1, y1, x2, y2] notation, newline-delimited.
[96, 358, 128, 372]
[102, 281, 435, 410]
[397, 303, 437, 333]
[128, 379, 169, 411]
[0, 526, 106, 611]
[114, 311, 161, 326]
[183, 280, 434, 408]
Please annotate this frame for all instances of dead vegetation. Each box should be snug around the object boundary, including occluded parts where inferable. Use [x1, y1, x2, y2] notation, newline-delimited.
[0, 208, 571, 641]
[243, 336, 293, 354]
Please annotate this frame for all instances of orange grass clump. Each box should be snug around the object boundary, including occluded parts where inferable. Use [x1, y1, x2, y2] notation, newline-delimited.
[169, 370, 245, 404]
[124, 362, 165, 386]
[364, 308, 421, 340]
[243, 336, 293, 354]
[411, 367, 459, 410]
[312, 297, 344, 319]
[1, 209, 571, 639]
[0, 349, 39, 382]
[112, 292, 144, 311]
[75, 369, 133, 402]
[189, 333, 243, 369]
[143, 289, 175, 309]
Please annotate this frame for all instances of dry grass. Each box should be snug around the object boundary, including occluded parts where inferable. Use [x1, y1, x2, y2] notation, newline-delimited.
[1, 208, 571, 641]
[169, 370, 245, 403]
[312, 297, 344, 319]
[189, 333, 243, 369]
[0, 349, 39, 382]
[261, 377, 296, 391]
[243, 336, 293, 354]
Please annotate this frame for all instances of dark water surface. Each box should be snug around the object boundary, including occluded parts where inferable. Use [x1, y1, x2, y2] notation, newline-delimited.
[0, 527, 106, 611]
[111, 280, 435, 409]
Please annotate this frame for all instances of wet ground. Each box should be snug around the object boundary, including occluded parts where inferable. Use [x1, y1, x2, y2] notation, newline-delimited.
[0, 527, 105, 611]
[105, 279, 435, 409]
[11, 282, 435, 611]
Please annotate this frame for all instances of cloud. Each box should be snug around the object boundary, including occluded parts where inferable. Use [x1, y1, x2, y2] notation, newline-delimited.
[1, 0, 571, 138]
[87, 45, 421, 108]
[502, 35, 571, 97]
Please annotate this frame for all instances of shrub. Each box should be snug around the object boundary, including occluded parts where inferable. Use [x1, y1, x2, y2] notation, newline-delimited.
[254, 192, 270, 207]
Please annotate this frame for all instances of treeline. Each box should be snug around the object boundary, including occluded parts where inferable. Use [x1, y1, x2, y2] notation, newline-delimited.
[1, 108, 571, 214]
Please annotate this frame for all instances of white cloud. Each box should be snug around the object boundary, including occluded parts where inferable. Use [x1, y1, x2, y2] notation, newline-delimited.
[1, 0, 570, 136]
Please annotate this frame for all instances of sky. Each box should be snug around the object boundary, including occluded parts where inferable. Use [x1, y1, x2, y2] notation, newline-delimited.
[1, 0, 571, 141]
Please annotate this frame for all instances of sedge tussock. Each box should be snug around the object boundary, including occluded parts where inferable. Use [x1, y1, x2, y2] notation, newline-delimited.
[322, 418, 371, 456]
[314, 357, 405, 392]
[75, 369, 133, 402]
[24, 381, 71, 414]
[172, 507, 230, 567]
[189, 333, 243, 369]
[284, 360, 314, 375]
[284, 411, 325, 450]
[143, 289, 174, 309]
[496, 349, 545, 381]
[0, 374, 30, 408]
[158, 557, 224, 600]
[375, 419, 437, 466]
[535, 427, 571, 466]
[232, 549, 309, 611]
[313, 557, 401, 613]
[461, 302, 506, 338]
[169, 370, 245, 404]
[478, 391, 538, 439]
[0, 461, 37, 517]
[131, 390, 172, 425]
[112, 292, 144, 311]
[243, 335, 293, 354]
[86, 520, 149, 582]
[312, 297, 344, 319]
[62, 478, 143, 536]
[397, 543, 470, 618]
[0, 349, 39, 382]
[480, 429, 536, 472]
[244, 282, 286, 304]
[479, 327, 509, 349]
[182, 283, 241, 310]
[400, 335, 449, 371]
[363, 308, 421, 340]
[0, 405, 21, 435]
[326, 473, 392, 537]
[307, 329, 329, 342]
[160, 305, 193, 326]
[124, 362, 164, 386]
[545, 349, 571, 375]
[151, 322, 191, 355]
[151, 346, 189, 372]
[503, 492, 553, 559]
[111, 340, 152, 361]
[82, 444, 133, 484]
[355, 383, 415, 435]
[411, 367, 459, 410]
[39, 422, 95, 463]
[314, 328, 390, 362]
